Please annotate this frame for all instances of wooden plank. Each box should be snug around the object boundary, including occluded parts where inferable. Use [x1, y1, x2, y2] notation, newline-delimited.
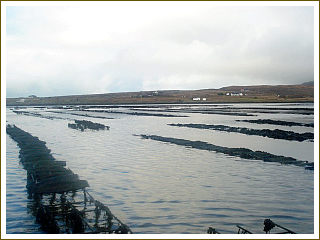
[23, 160, 67, 167]
[33, 180, 90, 194]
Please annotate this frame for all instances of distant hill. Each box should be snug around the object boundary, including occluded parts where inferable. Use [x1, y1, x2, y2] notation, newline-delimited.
[219, 84, 313, 96]
[301, 81, 314, 86]
[6, 84, 314, 106]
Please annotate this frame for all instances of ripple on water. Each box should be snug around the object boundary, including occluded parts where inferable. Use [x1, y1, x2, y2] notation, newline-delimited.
[5, 104, 314, 234]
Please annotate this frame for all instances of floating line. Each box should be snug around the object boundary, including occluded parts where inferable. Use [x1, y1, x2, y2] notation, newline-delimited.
[137, 134, 313, 169]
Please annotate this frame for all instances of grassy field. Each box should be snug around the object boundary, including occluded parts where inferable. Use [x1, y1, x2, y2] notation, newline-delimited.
[6, 84, 314, 106]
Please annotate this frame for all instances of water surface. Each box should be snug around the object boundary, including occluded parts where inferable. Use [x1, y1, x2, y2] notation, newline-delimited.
[5, 103, 314, 234]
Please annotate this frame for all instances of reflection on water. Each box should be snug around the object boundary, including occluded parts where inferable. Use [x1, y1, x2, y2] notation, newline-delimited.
[6, 103, 314, 234]
[6, 135, 45, 234]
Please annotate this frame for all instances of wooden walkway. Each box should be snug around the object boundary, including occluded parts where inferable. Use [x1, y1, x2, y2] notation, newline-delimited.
[6, 124, 132, 234]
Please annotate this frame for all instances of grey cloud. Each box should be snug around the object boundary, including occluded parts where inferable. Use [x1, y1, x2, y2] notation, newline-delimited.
[5, 5, 315, 97]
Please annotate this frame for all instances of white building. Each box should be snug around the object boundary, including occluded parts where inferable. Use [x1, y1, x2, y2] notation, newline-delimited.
[230, 92, 243, 96]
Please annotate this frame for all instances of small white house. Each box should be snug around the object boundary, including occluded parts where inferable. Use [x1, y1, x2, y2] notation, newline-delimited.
[202, 98, 207, 101]
[231, 92, 243, 96]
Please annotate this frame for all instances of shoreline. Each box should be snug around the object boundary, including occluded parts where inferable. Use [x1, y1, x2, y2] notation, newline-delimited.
[6, 84, 314, 106]
[6, 99, 315, 107]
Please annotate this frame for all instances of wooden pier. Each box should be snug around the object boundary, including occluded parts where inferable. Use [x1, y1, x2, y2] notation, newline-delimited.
[6, 124, 132, 234]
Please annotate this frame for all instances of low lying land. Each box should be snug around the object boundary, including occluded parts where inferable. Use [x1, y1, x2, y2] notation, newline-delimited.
[7, 84, 314, 106]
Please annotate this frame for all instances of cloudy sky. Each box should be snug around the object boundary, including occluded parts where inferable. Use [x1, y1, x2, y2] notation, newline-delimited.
[3, 1, 317, 98]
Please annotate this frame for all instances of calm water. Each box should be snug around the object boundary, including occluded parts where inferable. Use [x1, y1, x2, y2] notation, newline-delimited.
[5, 103, 315, 234]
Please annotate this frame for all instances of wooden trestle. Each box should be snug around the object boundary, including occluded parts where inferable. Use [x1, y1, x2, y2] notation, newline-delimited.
[6, 124, 132, 234]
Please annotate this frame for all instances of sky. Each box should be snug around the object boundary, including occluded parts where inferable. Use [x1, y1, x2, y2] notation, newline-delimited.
[3, 1, 318, 98]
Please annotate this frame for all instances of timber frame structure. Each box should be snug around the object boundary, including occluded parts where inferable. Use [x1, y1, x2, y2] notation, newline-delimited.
[6, 124, 132, 234]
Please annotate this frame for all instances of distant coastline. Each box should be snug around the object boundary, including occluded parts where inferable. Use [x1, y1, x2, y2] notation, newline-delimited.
[6, 83, 314, 106]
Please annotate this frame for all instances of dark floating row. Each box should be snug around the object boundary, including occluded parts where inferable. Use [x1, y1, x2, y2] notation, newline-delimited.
[68, 120, 110, 131]
[129, 106, 314, 116]
[178, 109, 256, 116]
[236, 119, 314, 128]
[220, 107, 313, 111]
[13, 108, 187, 119]
[13, 110, 111, 132]
[214, 107, 314, 115]
[137, 134, 314, 169]
[147, 108, 255, 116]
[13, 110, 65, 120]
[13, 109, 113, 121]
[168, 123, 314, 142]
[83, 109, 189, 117]
[48, 110, 114, 119]
[6, 124, 132, 234]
